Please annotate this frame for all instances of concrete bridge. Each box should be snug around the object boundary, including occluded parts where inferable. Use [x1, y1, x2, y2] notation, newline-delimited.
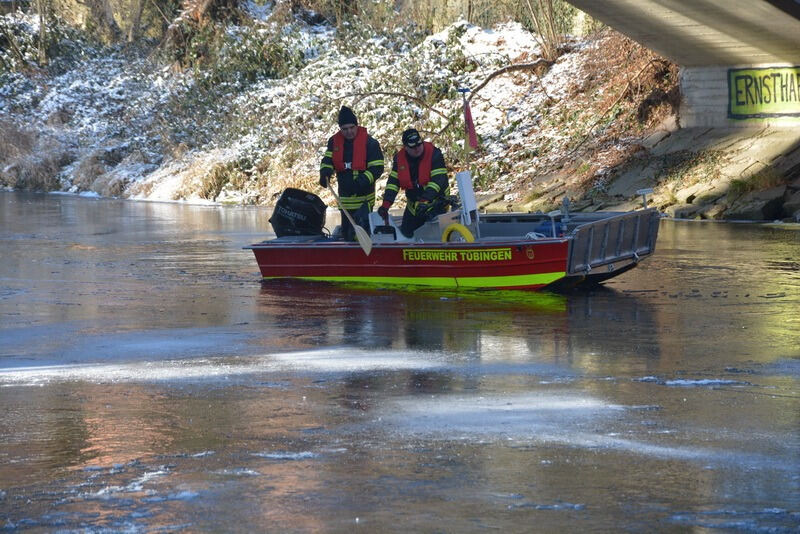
[564, 0, 800, 220]
[567, 0, 800, 127]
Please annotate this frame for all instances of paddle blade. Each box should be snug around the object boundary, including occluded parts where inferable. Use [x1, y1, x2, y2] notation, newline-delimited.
[326, 182, 372, 256]
[354, 224, 373, 256]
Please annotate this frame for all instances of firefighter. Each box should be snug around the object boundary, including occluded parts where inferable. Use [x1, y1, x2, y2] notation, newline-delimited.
[378, 128, 450, 238]
[319, 106, 384, 241]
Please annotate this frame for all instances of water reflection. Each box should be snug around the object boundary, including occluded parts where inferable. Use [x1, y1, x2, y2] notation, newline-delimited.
[1, 192, 798, 532]
[254, 280, 668, 373]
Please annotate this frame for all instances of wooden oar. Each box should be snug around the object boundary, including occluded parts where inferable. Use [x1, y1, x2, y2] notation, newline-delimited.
[327, 182, 372, 256]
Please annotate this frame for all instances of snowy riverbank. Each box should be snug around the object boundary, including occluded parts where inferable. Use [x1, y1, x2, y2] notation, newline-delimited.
[2, 8, 798, 220]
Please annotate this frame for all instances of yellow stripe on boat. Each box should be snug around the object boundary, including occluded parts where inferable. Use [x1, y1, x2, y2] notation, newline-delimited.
[261, 271, 566, 288]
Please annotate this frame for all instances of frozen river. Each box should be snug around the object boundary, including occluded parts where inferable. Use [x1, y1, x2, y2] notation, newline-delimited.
[1, 191, 798, 532]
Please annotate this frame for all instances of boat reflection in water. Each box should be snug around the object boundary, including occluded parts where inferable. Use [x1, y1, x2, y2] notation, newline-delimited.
[254, 279, 661, 378]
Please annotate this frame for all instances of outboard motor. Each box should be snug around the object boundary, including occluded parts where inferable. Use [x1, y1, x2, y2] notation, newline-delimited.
[269, 188, 326, 237]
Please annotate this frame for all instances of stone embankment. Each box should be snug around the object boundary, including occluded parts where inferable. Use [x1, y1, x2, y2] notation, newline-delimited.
[641, 127, 800, 222]
[483, 124, 800, 222]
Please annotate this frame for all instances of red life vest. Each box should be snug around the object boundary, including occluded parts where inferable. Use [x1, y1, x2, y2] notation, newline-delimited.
[396, 142, 433, 190]
[332, 126, 368, 172]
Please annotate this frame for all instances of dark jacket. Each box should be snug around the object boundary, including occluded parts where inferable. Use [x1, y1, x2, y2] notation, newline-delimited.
[383, 145, 448, 215]
[320, 131, 384, 211]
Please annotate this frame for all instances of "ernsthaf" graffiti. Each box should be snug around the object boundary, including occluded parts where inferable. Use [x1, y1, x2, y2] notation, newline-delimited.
[728, 66, 800, 118]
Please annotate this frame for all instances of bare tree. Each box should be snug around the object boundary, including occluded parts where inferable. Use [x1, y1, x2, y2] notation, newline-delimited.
[36, 0, 47, 65]
[76, 0, 123, 42]
[524, 0, 563, 62]
[128, 0, 145, 42]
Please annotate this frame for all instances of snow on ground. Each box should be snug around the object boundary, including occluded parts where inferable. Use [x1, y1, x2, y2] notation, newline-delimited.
[0, 11, 592, 206]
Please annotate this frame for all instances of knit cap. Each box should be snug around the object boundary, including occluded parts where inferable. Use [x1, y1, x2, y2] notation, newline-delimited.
[337, 106, 358, 126]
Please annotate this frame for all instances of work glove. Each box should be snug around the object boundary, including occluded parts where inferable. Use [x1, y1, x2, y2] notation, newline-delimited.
[319, 170, 332, 188]
[419, 199, 439, 221]
[377, 205, 389, 223]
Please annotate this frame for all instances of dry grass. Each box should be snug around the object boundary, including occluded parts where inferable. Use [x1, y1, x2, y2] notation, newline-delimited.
[0, 119, 35, 161]
[728, 167, 785, 198]
[71, 151, 107, 191]
[576, 30, 680, 135]
[0, 121, 73, 191]
[499, 30, 682, 208]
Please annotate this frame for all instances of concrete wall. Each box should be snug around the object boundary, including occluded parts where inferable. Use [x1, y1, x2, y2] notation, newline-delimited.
[680, 64, 800, 128]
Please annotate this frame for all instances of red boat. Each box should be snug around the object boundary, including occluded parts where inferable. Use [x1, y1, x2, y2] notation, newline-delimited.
[246, 174, 660, 291]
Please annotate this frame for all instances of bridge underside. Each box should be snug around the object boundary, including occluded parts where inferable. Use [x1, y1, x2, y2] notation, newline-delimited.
[567, 0, 800, 66]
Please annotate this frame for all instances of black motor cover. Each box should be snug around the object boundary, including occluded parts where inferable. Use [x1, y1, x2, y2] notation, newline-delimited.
[269, 188, 327, 237]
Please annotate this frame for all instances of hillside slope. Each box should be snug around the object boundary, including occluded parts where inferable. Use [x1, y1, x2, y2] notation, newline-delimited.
[1, 9, 798, 221]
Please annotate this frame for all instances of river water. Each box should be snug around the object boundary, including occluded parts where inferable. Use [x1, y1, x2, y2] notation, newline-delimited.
[0, 191, 798, 532]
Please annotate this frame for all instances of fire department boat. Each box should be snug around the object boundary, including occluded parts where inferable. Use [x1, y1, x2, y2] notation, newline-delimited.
[245, 172, 661, 291]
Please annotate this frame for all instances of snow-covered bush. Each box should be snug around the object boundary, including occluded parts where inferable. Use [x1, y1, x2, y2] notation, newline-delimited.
[0, 14, 42, 72]
[0, 12, 101, 74]
[212, 25, 304, 86]
[1, 4, 681, 210]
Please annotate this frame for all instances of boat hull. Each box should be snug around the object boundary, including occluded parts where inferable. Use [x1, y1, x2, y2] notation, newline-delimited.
[245, 207, 661, 291]
[246, 239, 570, 290]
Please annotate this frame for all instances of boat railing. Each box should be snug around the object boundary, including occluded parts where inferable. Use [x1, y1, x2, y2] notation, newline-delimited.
[566, 208, 661, 275]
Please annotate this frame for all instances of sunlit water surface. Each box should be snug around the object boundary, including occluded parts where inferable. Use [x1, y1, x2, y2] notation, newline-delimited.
[1, 191, 798, 532]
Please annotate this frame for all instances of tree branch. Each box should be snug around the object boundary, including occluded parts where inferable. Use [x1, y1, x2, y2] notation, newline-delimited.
[341, 90, 450, 121]
[342, 60, 558, 146]
[147, 0, 174, 27]
[566, 58, 661, 155]
[435, 58, 555, 137]
[468, 58, 554, 99]
[1, 26, 30, 68]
